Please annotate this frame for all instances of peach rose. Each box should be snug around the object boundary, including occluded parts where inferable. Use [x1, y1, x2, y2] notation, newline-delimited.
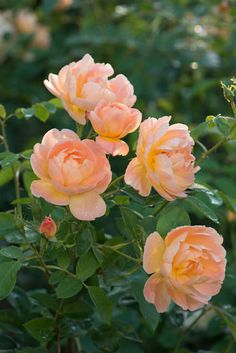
[30, 128, 112, 221]
[44, 54, 115, 125]
[88, 101, 142, 156]
[143, 226, 226, 312]
[15, 10, 37, 34]
[124, 116, 199, 201]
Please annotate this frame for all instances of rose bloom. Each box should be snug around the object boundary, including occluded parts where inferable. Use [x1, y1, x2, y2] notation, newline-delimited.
[15, 10, 37, 34]
[39, 216, 57, 239]
[32, 25, 51, 49]
[55, 0, 73, 10]
[89, 101, 142, 156]
[30, 129, 112, 221]
[143, 226, 226, 312]
[44, 54, 137, 125]
[125, 116, 199, 201]
[44, 54, 115, 125]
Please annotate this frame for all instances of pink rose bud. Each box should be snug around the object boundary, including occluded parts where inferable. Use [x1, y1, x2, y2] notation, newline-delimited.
[39, 217, 57, 238]
[125, 116, 200, 201]
[143, 226, 226, 312]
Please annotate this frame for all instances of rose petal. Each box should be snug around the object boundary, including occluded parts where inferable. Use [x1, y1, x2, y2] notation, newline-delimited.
[124, 157, 151, 196]
[31, 180, 69, 205]
[143, 232, 165, 274]
[69, 191, 106, 221]
[96, 136, 129, 156]
[144, 273, 171, 313]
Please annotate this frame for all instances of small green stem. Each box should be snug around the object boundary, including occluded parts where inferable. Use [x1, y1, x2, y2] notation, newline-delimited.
[197, 118, 236, 165]
[99, 244, 140, 263]
[76, 123, 84, 138]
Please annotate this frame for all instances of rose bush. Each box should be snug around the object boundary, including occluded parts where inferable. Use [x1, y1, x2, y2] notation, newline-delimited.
[0, 51, 236, 353]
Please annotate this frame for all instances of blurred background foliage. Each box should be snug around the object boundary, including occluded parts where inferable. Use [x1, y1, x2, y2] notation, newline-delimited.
[1, 0, 236, 352]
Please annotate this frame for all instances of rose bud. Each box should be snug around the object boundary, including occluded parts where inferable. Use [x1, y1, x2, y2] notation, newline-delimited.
[39, 216, 57, 239]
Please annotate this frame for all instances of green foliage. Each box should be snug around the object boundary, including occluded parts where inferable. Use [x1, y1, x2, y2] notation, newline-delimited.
[87, 286, 112, 325]
[0, 1, 236, 352]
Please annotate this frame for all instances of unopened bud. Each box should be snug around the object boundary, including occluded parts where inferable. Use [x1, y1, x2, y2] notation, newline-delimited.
[221, 81, 234, 103]
[39, 217, 57, 239]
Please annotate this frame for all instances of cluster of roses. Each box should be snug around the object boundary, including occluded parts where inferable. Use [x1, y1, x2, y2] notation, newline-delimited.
[32, 54, 226, 313]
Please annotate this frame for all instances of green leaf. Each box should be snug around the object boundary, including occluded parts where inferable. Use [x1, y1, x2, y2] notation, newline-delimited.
[24, 317, 54, 342]
[23, 171, 37, 195]
[0, 166, 14, 186]
[131, 280, 159, 332]
[88, 286, 112, 325]
[186, 196, 219, 224]
[0, 260, 21, 299]
[49, 98, 63, 109]
[76, 250, 100, 282]
[1, 152, 19, 168]
[190, 183, 223, 206]
[56, 248, 70, 269]
[21, 149, 33, 159]
[56, 276, 82, 299]
[120, 207, 145, 246]
[190, 121, 208, 140]
[219, 192, 236, 213]
[0, 104, 6, 119]
[75, 226, 95, 256]
[15, 108, 34, 120]
[156, 206, 190, 236]
[11, 197, 32, 205]
[113, 195, 130, 205]
[0, 246, 23, 259]
[214, 115, 234, 136]
[49, 270, 65, 285]
[32, 292, 58, 311]
[43, 101, 57, 114]
[0, 213, 16, 236]
[33, 103, 50, 122]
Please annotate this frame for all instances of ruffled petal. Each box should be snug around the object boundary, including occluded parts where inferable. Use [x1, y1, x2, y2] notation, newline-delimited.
[69, 191, 106, 221]
[143, 232, 165, 274]
[96, 136, 129, 156]
[31, 180, 69, 205]
[124, 157, 151, 196]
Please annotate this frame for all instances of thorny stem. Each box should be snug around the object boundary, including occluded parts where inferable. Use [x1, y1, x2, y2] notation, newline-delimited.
[0, 118, 22, 218]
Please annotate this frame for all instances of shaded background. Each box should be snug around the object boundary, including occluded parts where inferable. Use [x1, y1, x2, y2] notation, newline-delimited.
[1, 1, 236, 352]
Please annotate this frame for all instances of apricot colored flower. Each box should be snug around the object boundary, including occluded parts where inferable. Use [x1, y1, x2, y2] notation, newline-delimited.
[89, 101, 142, 156]
[143, 226, 226, 312]
[124, 116, 199, 201]
[44, 54, 114, 125]
[15, 10, 37, 34]
[39, 216, 57, 238]
[30, 128, 112, 221]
